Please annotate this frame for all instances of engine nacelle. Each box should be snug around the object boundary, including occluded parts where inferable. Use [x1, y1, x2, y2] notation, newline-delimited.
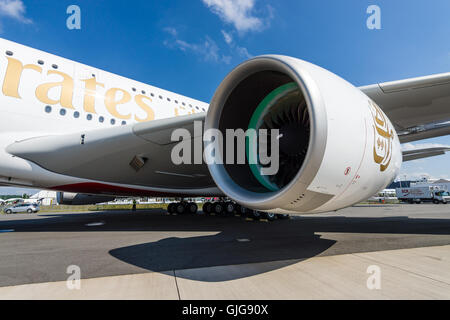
[56, 192, 115, 205]
[204, 55, 402, 213]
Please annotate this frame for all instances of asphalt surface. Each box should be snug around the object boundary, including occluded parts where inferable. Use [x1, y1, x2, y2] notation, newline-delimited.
[0, 204, 449, 287]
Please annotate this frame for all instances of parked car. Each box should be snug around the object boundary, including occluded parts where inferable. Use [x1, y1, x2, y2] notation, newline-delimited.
[4, 203, 40, 214]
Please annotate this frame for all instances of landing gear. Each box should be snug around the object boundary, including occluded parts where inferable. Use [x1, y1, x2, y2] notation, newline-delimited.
[167, 200, 198, 215]
[167, 198, 290, 221]
[187, 202, 198, 214]
[224, 201, 235, 215]
[167, 203, 175, 214]
[263, 212, 277, 221]
[212, 202, 225, 215]
[203, 202, 212, 214]
[248, 210, 261, 220]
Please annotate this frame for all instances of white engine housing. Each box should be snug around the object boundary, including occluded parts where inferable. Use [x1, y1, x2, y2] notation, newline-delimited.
[204, 55, 402, 213]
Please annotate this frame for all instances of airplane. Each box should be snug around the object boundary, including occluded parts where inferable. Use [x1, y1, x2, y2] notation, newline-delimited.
[0, 38, 449, 218]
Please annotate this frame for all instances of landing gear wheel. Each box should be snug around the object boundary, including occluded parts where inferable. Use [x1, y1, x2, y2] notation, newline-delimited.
[276, 213, 290, 220]
[250, 210, 261, 220]
[203, 202, 212, 214]
[27, 209, 32, 213]
[238, 205, 248, 216]
[433, 199, 439, 204]
[5, 209, 12, 214]
[167, 203, 175, 214]
[187, 202, 198, 214]
[212, 202, 224, 215]
[175, 202, 186, 215]
[264, 212, 276, 221]
[224, 201, 235, 215]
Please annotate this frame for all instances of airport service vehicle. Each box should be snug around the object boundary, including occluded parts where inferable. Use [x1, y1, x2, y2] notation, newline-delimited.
[396, 187, 450, 204]
[0, 38, 449, 216]
[4, 203, 40, 214]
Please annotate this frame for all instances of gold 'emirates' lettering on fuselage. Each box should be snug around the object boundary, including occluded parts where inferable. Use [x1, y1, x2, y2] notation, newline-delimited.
[0, 55, 171, 122]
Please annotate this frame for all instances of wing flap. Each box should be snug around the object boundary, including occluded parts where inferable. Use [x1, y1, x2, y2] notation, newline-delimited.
[402, 147, 450, 162]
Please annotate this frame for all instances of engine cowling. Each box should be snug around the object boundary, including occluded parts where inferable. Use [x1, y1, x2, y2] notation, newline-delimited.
[204, 55, 402, 213]
[56, 192, 115, 205]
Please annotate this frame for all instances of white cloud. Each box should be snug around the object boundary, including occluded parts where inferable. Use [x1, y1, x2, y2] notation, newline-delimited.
[221, 29, 233, 44]
[220, 29, 253, 59]
[163, 27, 178, 37]
[164, 31, 231, 64]
[236, 45, 252, 58]
[202, 0, 266, 33]
[0, 0, 32, 24]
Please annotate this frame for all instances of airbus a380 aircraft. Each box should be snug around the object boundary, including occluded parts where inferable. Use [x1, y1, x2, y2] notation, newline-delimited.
[1, 38, 449, 215]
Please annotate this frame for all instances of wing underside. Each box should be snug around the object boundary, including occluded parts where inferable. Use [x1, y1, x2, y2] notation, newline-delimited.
[360, 72, 450, 143]
[6, 113, 221, 196]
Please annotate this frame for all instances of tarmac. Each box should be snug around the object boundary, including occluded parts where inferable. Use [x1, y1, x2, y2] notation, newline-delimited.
[0, 204, 449, 299]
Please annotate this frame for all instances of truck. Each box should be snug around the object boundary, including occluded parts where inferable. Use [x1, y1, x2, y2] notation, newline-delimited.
[396, 186, 450, 204]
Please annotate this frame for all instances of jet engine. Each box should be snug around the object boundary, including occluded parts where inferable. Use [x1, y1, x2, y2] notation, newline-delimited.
[56, 192, 115, 205]
[204, 55, 402, 213]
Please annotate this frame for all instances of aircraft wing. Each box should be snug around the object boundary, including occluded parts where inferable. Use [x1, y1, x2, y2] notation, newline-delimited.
[360, 72, 450, 143]
[6, 113, 221, 196]
[402, 146, 450, 162]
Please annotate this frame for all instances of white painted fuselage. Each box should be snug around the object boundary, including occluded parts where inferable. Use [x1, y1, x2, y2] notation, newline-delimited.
[0, 38, 208, 194]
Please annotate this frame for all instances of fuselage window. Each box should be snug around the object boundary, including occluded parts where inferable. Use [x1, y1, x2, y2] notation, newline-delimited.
[110, 119, 116, 125]
[38, 60, 44, 65]
[87, 114, 93, 121]
[45, 106, 52, 113]
[52, 64, 58, 69]
[142, 90, 146, 94]
[132, 88, 136, 92]
[159, 95, 163, 99]
[74, 111, 80, 118]
[167, 98, 171, 102]
[121, 121, 127, 126]
[60, 108, 66, 116]
[150, 93, 155, 97]
[99, 116, 104, 123]
[6, 51, 13, 56]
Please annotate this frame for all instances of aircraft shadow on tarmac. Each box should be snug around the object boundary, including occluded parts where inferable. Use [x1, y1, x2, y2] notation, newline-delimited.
[2, 209, 450, 282]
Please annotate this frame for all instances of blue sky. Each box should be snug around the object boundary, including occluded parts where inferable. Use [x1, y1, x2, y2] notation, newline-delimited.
[0, 0, 449, 194]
